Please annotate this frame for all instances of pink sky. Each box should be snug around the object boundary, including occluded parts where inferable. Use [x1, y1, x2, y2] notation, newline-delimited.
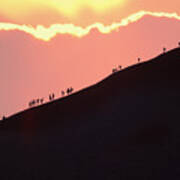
[1, 15, 180, 117]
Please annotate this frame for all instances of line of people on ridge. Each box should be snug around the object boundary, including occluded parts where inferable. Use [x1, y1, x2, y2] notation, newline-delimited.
[112, 45, 177, 74]
[29, 98, 44, 107]
[29, 87, 74, 108]
[112, 58, 143, 73]
[112, 65, 122, 73]
[2, 42, 180, 120]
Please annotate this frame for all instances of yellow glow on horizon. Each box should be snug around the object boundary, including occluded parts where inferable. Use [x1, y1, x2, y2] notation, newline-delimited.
[50, 0, 125, 16]
[0, 0, 126, 19]
[0, 11, 180, 41]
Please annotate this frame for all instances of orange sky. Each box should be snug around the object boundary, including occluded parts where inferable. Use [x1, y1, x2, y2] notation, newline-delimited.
[1, 0, 180, 117]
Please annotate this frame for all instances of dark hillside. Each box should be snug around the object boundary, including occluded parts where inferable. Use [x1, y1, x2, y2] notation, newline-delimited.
[0, 48, 180, 179]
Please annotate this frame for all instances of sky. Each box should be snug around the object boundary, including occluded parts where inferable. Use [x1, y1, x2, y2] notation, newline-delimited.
[1, 0, 180, 117]
[1, 0, 180, 26]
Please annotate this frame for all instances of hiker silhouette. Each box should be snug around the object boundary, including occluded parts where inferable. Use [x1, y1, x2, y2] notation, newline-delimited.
[61, 91, 65, 96]
[119, 65, 122, 70]
[36, 99, 40, 104]
[70, 87, 74, 93]
[66, 88, 70, 95]
[112, 68, 118, 73]
[49, 95, 52, 101]
[163, 47, 166, 53]
[29, 100, 35, 107]
[66, 87, 74, 95]
[29, 101, 32, 107]
[49, 94, 55, 101]
[40, 98, 44, 104]
[32, 100, 35, 106]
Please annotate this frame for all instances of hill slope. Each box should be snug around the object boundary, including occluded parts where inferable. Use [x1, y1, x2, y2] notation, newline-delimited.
[1, 48, 180, 180]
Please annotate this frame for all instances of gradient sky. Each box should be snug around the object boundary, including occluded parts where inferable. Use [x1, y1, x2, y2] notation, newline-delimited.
[1, 0, 180, 117]
[1, 0, 180, 26]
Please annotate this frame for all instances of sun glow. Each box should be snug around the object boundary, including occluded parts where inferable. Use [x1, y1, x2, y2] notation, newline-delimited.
[50, 0, 126, 16]
[0, 0, 126, 20]
[0, 11, 180, 41]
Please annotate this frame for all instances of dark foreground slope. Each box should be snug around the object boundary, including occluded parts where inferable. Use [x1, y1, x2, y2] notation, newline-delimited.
[1, 48, 180, 180]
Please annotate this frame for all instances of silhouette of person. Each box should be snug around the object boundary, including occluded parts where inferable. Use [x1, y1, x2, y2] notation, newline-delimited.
[33, 100, 36, 106]
[40, 98, 44, 104]
[112, 68, 117, 73]
[49, 94, 55, 101]
[49, 95, 52, 101]
[37, 99, 40, 104]
[52, 93, 55, 100]
[61, 91, 65, 96]
[70, 87, 74, 93]
[119, 65, 122, 70]
[29, 101, 32, 107]
[67, 88, 70, 95]
[163, 47, 166, 53]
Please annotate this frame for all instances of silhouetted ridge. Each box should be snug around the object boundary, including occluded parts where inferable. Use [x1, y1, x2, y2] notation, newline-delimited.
[1, 47, 180, 131]
[0, 47, 180, 180]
